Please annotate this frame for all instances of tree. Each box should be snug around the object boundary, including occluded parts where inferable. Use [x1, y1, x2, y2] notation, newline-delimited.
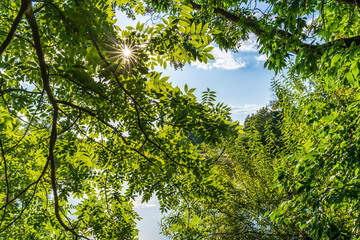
[270, 67, 360, 239]
[3, 0, 360, 239]
[145, 0, 360, 239]
[147, 0, 360, 71]
[0, 0, 239, 238]
[160, 106, 311, 239]
[243, 104, 283, 148]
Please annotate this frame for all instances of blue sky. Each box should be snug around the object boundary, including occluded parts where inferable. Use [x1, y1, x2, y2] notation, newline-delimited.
[116, 11, 275, 124]
[116, 10, 274, 240]
[163, 52, 274, 123]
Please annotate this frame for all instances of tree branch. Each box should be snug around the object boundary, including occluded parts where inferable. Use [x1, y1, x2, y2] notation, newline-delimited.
[57, 110, 82, 136]
[0, 73, 46, 155]
[24, 2, 88, 239]
[38, 0, 77, 31]
[0, 0, 31, 56]
[336, 0, 360, 8]
[50, 73, 111, 102]
[189, 1, 313, 54]
[189, 1, 360, 56]
[190, 1, 263, 36]
[56, 99, 128, 143]
[0, 88, 43, 95]
[0, 29, 35, 47]
[0, 158, 49, 215]
[0, 180, 40, 234]
[91, 37, 188, 168]
[0, 139, 10, 229]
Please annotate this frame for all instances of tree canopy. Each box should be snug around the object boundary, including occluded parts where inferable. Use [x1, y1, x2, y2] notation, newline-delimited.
[1, 0, 360, 239]
[147, 0, 360, 239]
[0, 0, 238, 238]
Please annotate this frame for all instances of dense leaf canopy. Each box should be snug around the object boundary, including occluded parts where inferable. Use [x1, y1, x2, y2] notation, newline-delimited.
[1, 0, 360, 239]
[0, 0, 237, 238]
[146, 0, 360, 239]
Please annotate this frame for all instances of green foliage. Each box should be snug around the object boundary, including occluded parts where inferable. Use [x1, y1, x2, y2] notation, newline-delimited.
[243, 105, 283, 149]
[2, 0, 360, 239]
[146, 0, 360, 239]
[0, 0, 237, 238]
[272, 66, 360, 239]
[160, 106, 307, 239]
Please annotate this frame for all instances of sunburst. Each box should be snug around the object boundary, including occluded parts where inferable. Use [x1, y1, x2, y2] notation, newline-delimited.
[122, 46, 132, 58]
[102, 36, 139, 75]
[117, 43, 137, 65]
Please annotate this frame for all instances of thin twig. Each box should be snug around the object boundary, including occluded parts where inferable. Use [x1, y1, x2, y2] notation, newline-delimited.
[92, 37, 188, 167]
[0, 139, 10, 228]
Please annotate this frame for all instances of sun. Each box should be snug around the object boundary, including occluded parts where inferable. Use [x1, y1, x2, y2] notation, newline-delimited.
[102, 36, 139, 74]
[119, 44, 136, 64]
[122, 46, 132, 58]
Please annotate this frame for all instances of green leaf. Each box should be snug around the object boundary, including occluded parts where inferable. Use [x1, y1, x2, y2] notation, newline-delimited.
[180, 11, 193, 19]
[201, 23, 209, 34]
[190, 22, 196, 34]
[196, 22, 202, 35]
[180, 5, 193, 12]
[203, 46, 214, 52]
[331, 54, 341, 67]
[206, 53, 215, 60]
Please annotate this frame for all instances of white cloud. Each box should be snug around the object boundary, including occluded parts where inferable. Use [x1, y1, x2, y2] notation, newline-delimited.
[238, 33, 258, 52]
[193, 61, 211, 70]
[193, 46, 246, 70]
[255, 54, 268, 62]
[231, 104, 263, 115]
[253, 12, 263, 19]
[306, 14, 319, 26]
[133, 196, 157, 209]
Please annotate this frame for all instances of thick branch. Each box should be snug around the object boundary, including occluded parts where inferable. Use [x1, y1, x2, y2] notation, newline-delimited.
[0, 29, 35, 47]
[190, 1, 360, 56]
[0, 0, 30, 56]
[25, 2, 88, 239]
[336, 0, 360, 7]
[190, 1, 263, 36]
[189, 1, 312, 55]
[336, 35, 360, 47]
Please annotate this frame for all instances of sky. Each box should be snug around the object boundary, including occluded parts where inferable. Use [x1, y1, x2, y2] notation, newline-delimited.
[116, 9, 275, 240]
[162, 49, 274, 123]
[116, 11, 275, 124]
